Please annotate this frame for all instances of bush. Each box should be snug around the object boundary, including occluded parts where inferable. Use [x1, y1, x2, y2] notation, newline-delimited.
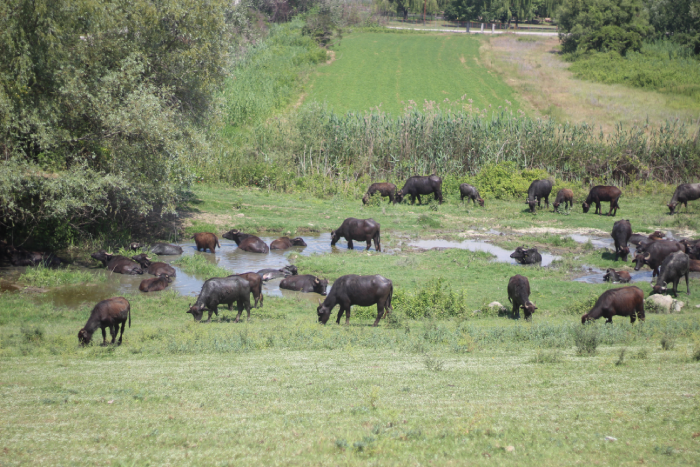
[530, 349, 562, 364]
[573, 324, 600, 355]
[660, 332, 676, 350]
[394, 278, 468, 319]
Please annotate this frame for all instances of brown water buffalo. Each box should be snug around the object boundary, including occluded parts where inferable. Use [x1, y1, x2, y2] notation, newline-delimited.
[690, 259, 700, 272]
[331, 218, 381, 252]
[603, 268, 631, 283]
[230, 272, 264, 308]
[459, 184, 484, 206]
[193, 233, 220, 253]
[223, 229, 269, 253]
[362, 183, 397, 204]
[78, 297, 131, 346]
[634, 240, 685, 276]
[552, 188, 574, 211]
[582, 186, 621, 216]
[139, 274, 171, 292]
[270, 237, 307, 250]
[131, 254, 176, 277]
[396, 175, 443, 204]
[668, 183, 700, 214]
[611, 219, 632, 261]
[650, 251, 690, 296]
[91, 251, 143, 275]
[130, 242, 183, 255]
[510, 246, 542, 264]
[507, 275, 537, 320]
[188, 276, 251, 322]
[257, 265, 298, 281]
[581, 286, 645, 324]
[525, 179, 553, 213]
[317, 274, 393, 326]
[280, 275, 328, 295]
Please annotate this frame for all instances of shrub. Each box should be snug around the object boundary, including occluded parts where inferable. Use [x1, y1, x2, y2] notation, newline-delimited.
[573, 324, 600, 355]
[423, 353, 445, 372]
[394, 278, 468, 319]
[530, 349, 562, 364]
[660, 332, 676, 350]
[615, 347, 627, 366]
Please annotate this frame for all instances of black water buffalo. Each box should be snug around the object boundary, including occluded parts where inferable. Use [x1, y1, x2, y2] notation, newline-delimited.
[270, 237, 307, 250]
[510, 246, 542, 264]
[582, 186, 622, 216]
[78, 297, 131, 346]
[362, 183, 397, 204]
[581, 286, 645, 324]
[611, 219, 632, 261]
[230, 272, 264, 308]
[507, 275, 537, 320]
[552, 188, 574, 211]
[396, 174, 443, 205]
[331, 218, 381, 252]
[603, 268, 631, 283]
[187, 276, 251, 322]
[129, 242, 183, 255]
[139, 274, 171, 292]
[650, 251, 690, 296]
[280, 275, 328, 295]
[193, 232, 220, 253]
[459, 184, 484, 206]
[257, 265, 298, 281]
[525, 179, 553, 213]
[223, 229, 269, 254]
[634, 240, 685, 277]
[317, 274, 393, 326]
[91, 251, 143, 275]
[4, 245, 63, 267]
[131, 254, 176, 277]
[668, 183, 700, 214]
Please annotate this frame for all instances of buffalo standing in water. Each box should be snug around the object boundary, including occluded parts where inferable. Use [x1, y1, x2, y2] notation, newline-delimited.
[362, 183, 397, 204]
[331, 218, 381, 252]
[193, 232, 220, 253]
[582, 186, 622, 216]
[581, 287, 645, 324]
[668, 183, 700, 214]
[525, 179, 553, 213]
[396, 174, 443, 205]
[611, 219, 632, 261]
[317, 274, 393, 326]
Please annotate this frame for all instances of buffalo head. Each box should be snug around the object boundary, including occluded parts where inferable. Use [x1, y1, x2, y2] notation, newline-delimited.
[477, 197, 485, 207]
[222, 229, 240, 241]
[187, 304, 205, 322]
[650, 282, 668, 296]
[582, 202, 591, 213]
[91, 250, 113, 266]
[618, 246, 630, 261]
[395, 190, 404, 204]
[522, 301, 537, 320]
[330, 230, 340, 246]
[634, 252, 650, 271]
[290, 237, 307, 247]
[131, 254, 151, 268]
[129, 242, 145, 251]
[283, 265, 298, 275]
[362, 193, 369, 205]
[510, 246, 526, 261]
[317, 300, 332, 324]
[78, 328, 91, 345]
[313, 277, 329, 296]
[668, 202, 677, 214]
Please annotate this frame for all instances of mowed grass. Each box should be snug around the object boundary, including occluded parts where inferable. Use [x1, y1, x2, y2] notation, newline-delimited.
[306, 32, 522, 114]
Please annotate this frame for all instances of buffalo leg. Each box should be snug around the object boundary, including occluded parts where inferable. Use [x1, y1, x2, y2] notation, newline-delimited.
[336, 308, 345, 324]
[685, 271, 690, 295]
[512, 302, 520, 320]
[109, 325, 117, 344]
[118, 321, 126, 345]
[365, 237, 372, 250]
[544, 195, 549, 208]
[347, 239, 354, 250]
[345, 307, 351, 325]
[101, 327, 107, 346]
[373, 234, 381, 252]
[373, 303, 385, 327]
[461, 194, 465, 203]
[416, 194, 421, 205]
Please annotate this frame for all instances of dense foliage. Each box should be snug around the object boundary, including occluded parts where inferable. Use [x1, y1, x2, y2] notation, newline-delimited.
[444, 0, 562, 23]
[647, 0, 700, 54]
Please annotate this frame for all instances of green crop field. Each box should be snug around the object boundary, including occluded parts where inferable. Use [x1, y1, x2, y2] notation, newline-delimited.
[307, 32, 522, 114]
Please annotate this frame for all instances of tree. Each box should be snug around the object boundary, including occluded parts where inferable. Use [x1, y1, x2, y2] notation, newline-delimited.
[647, 0, 700, 54]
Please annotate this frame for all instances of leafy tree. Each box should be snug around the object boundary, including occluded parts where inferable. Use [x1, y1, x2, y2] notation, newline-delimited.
[647, 0, 700, 54]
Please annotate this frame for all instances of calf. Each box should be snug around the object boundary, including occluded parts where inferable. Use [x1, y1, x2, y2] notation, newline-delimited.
[510, 246, 542, 264]
[650, 251, 690, 297]
[396, 175, 443, 204]
[634, 240, 685, 277]
[223, 229, 269, 253]
[257, 265, 298, 281]
[582, 186, 622, 216]
[317, 274, 393, 326]
[78, 297, 131, 346]
[668, 183, 700, 214]
[139, 274, 171, 292]
[581, 286, 645, 324]
[230, 272, 264, 308]
[131, 254, 176, 277]
[525, 179, 553, 213]
[552, 188, 574, 211]
[280, 275, 328, 295]
[363, 183, 397, 204]
[187, 276, 251, 322]
[193, 232, 220, 253]
[603, 268, 631, 283]
[611, 219, 632, 261]
[331, 218, 381, 252]
[270, 237, 307, 250]
[459, 184, 484, 206]
[507, 275, 537, 320]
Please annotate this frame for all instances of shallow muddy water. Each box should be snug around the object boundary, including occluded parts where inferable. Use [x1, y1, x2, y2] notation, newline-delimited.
[408, 239, 560, 267]
[573, 267, 654, 284]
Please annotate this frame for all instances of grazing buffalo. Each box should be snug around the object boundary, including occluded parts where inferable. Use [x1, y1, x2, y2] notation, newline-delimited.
[362, 183, 397, 204]
[223, 229, 269, 254]
[582, 186, 622, 216]
[581, 286, 645, 324]
[280, 275, 328, 295]
[187, 277, 251, 323]
[611, 219, 632, 261]
[270, 237, 307, 250]
[131, 254, 176, 277]
[129, 242, 183, 255]
[396, 174, 443, 205]
[603, 268, 631, 283]
[257, 265, 298, 281]
[650, 251, 690, 296]
[91, 251, 143, 275]
[230, 272, 264, 308]
[317, 274, 393, 326]
[525, 179, 553, 213]
[78, 297, 131, 346]
[510, 246, 542, 264]
[634, 240, 685, 277]
[193, 232, 220, 253]
[139, 274, 171, 292]
[668, 183, 700, 214]
[331, 218, 381, 252]
[507, 275, 537, 320]
[552, 188, 574, 211]
[459, 184, 484, 206]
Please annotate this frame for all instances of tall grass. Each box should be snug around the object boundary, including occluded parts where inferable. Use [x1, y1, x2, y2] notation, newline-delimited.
[18, 266, 105, 288]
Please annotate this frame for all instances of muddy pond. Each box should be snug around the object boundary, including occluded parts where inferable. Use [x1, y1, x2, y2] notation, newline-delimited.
[408, 239, 561, 266]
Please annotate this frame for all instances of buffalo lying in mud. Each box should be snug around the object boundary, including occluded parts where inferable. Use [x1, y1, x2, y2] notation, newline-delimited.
[611, 219, 632, 261]
[363, 183, 397, 204]
[280, 275, 328, 295]
[510, 246, 542, 264]
[396, 175, 443, 205]
[139, 274, 171, 292]
[552, 188, 573, 212]
[131, 254, 176, 277]
[317, 274, 393, 326]
[581, 287, 645, 324]
[459, 184, 484, 206]
[129, 242, 183, 255]
[331, 218, 381, 252]
[223, 229, 269, 254]
[525, 179, 553, 213]
[193, 232, 220, 253]
[78, 297, 131, 346]
[230, 272, 264, 308]
[188, 276, 251, 323]
[668, 183, 700, 214]
[270, 237, 307, 250]
[634, 240, 685, 277]
[650, 251, 690, 297]
[603, 268, 631, 283]
[2, 243, 63, 267]
[507, 275, 537, 320]
[91, 251, 142, 275]
[582, 186, 621, 216]
[257, 265, 298, 281]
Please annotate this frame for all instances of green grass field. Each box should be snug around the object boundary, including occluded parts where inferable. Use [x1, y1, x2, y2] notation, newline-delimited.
[307, 32, 522, 114]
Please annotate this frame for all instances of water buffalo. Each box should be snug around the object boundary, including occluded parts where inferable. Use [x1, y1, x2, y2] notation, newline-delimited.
[270, 237, 307, 250]
[396, 174, 443, 205]
[650, 251, 690, 296]
[510, 246, 542, 264]
[525, 179, 553, 213]
[331, 218, 381, 252]
[230, 272, 264, 308]
[668, 183, 700, 214]
[691, 259, 700, 272]
[257, 265, 298, 281]
[459, 184, 484, 206]
[193, 232, 220, 253]
[611, 219, 632, 261]
[581, 286, 645, 324]
[131, 254, 176, 277]
[317, 274, 393, 326]
[139, 274, 171, 292]
[507, 275, 537, 320]
[4, 245, 63, 267]
[187, 276, 251, 323]
[603, 268, 631, 283]
[582, 186, 621, 216]
[223, 229, 269, 254]
[362, 182, 397, 204]
[280, 275, 328, 295]
[634, 240, 685, 277]
[91, 251, 143, 275]
[129, 242, 183, 255]
[78, 297, 131, 346]
[552, 188, 574, 211]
